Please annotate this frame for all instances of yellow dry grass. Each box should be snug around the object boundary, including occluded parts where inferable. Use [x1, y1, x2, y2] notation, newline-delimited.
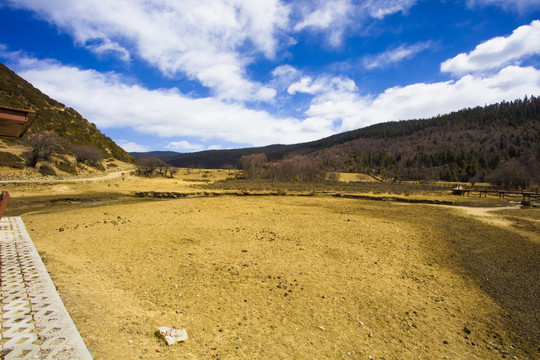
[6, 170, 535, 359]
[335, 173, 380, 183]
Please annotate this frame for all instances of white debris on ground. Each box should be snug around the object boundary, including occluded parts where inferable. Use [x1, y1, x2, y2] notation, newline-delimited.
[157, 326, 188, 346]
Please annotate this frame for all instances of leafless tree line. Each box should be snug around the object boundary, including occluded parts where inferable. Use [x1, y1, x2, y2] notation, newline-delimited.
[239, 153, 325, 182]
[136, 157, 177, 178]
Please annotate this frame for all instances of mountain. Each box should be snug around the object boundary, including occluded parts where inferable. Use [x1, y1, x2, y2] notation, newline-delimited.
[130, 151, 181, 160]
[0, 63, 134, 163]
[163, 96, 539, 185]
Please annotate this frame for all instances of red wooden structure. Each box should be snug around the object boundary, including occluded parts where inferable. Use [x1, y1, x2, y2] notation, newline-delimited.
[0, 106, 37, 139]
[0, 107, 37, 219]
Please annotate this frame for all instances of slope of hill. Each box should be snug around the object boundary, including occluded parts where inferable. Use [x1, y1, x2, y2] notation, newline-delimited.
[130, 151, 181, 160]
[164, 96, 539, 186]
[310, 97, 540, 184]
[0, 63, 134, 163]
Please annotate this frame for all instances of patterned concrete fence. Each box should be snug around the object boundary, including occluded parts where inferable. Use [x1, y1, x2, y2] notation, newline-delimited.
[0, 217, 92, 359]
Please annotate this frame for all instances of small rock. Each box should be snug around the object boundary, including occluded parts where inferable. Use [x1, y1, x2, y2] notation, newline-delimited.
[157, 326, 188, 346]
[318, 326, 325, 331]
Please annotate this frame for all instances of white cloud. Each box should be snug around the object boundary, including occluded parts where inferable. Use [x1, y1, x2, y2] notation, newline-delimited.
[12, 56, 334, 147]
[293, 0, 417, 46]
[116, 140, 149, 152]
[304, 66, 540, 132]
[363, 42, 433, 69]
[288, 77, 320, 95]
[86, 38, 131, 63]
[363, 0, 418, 19]
[294, 0, 349, 30]
[5, 0, 290, 102]
[165, 141, 204, 152]
[441, 20, 540, 75]
[271, 65, 301, 91]
[467, 0, 540, 12]
[288, 76, 356, 96]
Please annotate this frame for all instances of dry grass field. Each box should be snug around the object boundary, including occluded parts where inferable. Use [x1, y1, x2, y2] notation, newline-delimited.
[2, 169, 539, 359]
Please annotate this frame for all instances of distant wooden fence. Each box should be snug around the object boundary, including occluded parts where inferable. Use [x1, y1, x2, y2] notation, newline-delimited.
[452, 186, 540, 201]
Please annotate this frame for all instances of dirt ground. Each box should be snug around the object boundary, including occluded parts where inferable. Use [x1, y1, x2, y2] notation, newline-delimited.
[3, 171, 539, 359]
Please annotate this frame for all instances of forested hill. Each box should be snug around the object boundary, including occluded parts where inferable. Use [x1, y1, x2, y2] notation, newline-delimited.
[166, 97, 539, 186]
[0, 63, 134, 163]
[311, 96, 540, 185]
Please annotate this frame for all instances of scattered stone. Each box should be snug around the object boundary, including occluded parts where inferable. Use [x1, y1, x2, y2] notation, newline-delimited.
[157, 326, 188, 346]
[463, 326, 472, 335]
[318, 326, 325, 331]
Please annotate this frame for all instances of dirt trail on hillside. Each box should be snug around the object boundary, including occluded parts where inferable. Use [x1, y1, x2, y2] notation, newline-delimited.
[0, 169, 133, 185]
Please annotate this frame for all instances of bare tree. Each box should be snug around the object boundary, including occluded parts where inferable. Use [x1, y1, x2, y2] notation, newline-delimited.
[72, 144, 103, 167]
[24, 131, 65, 167]
[238, 153, 267, 179]
[136, 157, 167, 177]
[280, 155, 323, 182]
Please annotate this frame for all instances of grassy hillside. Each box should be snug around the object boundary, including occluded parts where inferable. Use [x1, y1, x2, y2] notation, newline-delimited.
[0, 63, 134, 163]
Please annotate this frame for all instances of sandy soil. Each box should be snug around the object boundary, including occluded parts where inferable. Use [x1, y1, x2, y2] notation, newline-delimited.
[17, 178, 539, 360]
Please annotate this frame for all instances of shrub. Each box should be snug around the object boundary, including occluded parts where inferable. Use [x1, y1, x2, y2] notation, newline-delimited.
[0, 151, 24, 168]
[56, 161, 78, 175]
[38, 164, 56, 176]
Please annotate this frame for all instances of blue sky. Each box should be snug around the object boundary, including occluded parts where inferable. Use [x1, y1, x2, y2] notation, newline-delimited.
[1, 0, 539, 153]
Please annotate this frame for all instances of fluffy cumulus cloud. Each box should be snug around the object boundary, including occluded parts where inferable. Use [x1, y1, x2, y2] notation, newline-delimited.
[303, 66, 540, 132]
[12, 56, 335, 148]
[441, 20, 540, 75]
[115, 140, 149, 153]
[338, 66, 540, 130]
[6, 0, 289, 102]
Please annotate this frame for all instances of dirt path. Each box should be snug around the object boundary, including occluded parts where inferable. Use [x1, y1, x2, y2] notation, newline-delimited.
[447, 204, 540, 243]
[0, 169, 134, 185]
[453, 205, 520, 227]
